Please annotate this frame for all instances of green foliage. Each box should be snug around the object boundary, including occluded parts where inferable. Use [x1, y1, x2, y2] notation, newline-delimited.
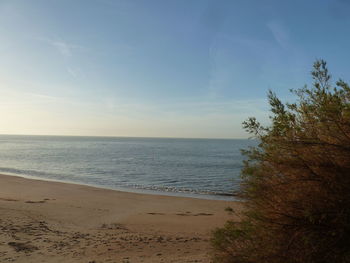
[212, 60, 350, 263]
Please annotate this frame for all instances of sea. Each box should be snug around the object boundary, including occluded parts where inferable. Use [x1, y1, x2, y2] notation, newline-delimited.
[0, 135, 256, 200]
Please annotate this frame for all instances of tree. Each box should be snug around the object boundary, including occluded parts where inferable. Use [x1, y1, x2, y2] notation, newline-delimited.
[212, 60, 350, 263]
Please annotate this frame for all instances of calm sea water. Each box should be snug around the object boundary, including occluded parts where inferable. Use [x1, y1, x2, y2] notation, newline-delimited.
[0, 135, 256, 200]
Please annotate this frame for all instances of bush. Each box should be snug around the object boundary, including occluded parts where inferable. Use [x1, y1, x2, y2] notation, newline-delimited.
[212, 60, 350, 263]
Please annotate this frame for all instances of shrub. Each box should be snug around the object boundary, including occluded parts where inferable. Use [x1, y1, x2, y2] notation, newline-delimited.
[212, 60, 350, 263]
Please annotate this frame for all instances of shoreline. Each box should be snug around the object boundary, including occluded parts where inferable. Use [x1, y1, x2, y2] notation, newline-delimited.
[0, 172, 236, 201]
[0, 174, 241, 262]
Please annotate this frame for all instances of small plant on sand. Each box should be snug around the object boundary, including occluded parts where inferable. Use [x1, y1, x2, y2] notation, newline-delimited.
[212, 60, 350, 263]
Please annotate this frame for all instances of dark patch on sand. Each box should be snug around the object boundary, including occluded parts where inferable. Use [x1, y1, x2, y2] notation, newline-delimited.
[8, 242, 38, 252]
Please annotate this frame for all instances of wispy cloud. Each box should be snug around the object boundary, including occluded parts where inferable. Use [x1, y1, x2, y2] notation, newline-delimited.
[267, 21, 290, 49]
[37, 37, 86, 78]
[52, 41, 73, 57]
[207, 34, 269, 98]
[38, 37, 85, 58]
[66, 66, 84, 79]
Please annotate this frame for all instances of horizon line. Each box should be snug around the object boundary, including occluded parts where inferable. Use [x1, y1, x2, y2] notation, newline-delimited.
[0, 133, 251, 140]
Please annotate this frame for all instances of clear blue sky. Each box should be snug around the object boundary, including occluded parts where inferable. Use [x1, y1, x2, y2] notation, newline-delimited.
[0, 0, 349, 138]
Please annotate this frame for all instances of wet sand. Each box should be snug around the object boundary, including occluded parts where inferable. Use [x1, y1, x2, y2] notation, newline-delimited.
[0, 174, 241, 262]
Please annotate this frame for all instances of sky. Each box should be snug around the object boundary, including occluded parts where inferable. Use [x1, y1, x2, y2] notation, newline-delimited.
[0, 0, 349, 138]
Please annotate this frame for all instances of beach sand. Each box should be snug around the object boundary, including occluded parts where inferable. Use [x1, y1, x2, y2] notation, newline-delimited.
[0, 174, 241, 262]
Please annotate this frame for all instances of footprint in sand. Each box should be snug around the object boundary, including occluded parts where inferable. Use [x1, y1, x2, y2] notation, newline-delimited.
[147, 212, 213, 216]
[147, 212, 165, 215]
[25, 200, 46, 204]
[176, 212, 213, 216]
[0, 198, 18, 202]
[25, 198, 55, 203]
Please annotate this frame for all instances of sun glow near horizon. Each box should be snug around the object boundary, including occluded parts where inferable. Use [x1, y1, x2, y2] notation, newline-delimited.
[0, 80, 268, 138]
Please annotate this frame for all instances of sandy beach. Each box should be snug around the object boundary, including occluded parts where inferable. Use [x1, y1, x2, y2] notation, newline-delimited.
[0, 174, 241, 263]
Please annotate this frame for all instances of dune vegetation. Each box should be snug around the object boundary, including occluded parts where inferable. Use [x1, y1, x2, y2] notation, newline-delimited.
[212, 60, 350, 263]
